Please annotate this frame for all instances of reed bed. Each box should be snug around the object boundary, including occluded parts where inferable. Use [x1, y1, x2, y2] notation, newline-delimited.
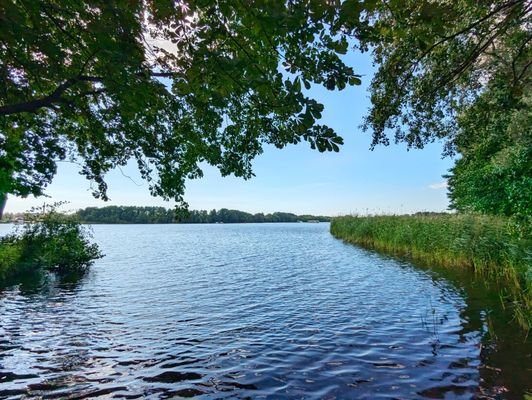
[331, 214, 531, 331]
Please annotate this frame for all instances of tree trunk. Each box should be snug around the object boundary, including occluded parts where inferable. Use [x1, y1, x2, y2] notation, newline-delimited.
[0, 193, 7, 220]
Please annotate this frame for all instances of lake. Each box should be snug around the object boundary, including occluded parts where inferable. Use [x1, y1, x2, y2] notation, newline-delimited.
[0, 223, 530, 399]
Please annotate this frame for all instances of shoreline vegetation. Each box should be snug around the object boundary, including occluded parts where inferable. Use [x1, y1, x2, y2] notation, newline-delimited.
[0, 205, 102, 288]
[2, 206, 331, 225]
[331, 214, 531, 332]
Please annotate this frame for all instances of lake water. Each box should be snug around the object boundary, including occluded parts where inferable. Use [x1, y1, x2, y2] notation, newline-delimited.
[0, 223, 530, 399]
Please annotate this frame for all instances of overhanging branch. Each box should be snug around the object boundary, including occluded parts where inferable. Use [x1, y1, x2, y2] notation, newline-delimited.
[0, 71, 177, 116]
[0, 78, 78, 116]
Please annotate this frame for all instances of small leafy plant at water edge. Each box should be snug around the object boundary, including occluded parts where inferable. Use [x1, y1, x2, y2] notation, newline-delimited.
[0, 203, 103, 285]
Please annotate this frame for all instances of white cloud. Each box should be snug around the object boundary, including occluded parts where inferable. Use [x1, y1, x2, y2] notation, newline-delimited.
[428, 181, 448, 190]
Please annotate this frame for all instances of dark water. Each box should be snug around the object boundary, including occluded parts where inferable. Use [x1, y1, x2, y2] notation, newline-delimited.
[0, 223, 530, 399]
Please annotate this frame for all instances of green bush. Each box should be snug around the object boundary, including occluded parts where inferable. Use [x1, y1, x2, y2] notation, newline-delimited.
[0, 239, 23, 282]
[0, 203, 103, 286]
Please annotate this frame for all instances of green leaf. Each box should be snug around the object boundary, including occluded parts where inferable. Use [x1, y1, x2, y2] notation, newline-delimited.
[349, 76, 362, 85]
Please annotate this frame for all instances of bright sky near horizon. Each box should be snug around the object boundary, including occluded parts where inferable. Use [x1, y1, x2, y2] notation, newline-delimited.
[5, 51, 454, 216]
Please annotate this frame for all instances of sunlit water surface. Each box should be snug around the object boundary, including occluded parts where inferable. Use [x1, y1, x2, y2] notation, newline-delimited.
[0, 223, 530, 399]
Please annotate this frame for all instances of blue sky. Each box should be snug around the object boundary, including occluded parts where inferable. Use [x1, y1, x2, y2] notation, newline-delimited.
[5, 51, 454, 216]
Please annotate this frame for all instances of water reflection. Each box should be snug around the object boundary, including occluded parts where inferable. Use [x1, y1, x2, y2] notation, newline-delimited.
[1, 268, 89, 297]
[0, 223, 530, 399]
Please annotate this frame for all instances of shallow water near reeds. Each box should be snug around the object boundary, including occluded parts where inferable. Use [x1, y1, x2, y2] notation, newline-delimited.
[0, 223, 530, 399]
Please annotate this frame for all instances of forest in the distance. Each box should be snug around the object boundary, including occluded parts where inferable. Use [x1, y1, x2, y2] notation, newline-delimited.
[78, 206, 330, 224]
[1, 206, 330, 224]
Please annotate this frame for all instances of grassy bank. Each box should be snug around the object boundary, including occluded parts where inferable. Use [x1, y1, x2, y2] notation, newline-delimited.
[331, 214, 531, 331]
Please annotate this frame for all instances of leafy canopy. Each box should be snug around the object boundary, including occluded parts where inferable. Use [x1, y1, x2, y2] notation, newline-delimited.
[358, 0, 531, 226]
[2, 0, 530, 215]
[0, 0, 370, 207]
[360, 0, 531, 153]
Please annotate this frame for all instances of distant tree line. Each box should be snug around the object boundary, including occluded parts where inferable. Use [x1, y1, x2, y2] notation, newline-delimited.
[76, 206, 174, 224]
[72, 206, 330, 224]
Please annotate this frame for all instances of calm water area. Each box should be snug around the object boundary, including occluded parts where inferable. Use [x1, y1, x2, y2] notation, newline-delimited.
[0, 223, 530, 399]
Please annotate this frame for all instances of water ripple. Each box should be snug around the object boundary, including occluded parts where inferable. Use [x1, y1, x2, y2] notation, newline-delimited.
[0, 223, 530, 399]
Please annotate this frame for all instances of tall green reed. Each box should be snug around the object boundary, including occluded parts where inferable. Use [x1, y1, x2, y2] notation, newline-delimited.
[331, 214, 531, 331]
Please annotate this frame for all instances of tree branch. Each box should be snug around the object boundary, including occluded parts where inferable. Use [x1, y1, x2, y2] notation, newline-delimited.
[0, 72, 175, 116]
[399, 0, 525, 91]
[0, 78, 78, 115]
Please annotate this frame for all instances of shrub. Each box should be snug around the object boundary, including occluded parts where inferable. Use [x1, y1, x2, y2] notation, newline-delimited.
[0, 203, 103, 286]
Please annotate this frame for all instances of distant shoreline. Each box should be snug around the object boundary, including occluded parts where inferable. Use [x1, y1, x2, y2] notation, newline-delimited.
[2, 206, 331, 225]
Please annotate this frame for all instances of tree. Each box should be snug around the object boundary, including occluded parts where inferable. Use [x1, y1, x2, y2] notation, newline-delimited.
[3, 1, 530, 221]
[0, 0, 370, 217]
[357, 0, 531, 226]
[446, 73, 531, 230]
[360, 0, 531, 152]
